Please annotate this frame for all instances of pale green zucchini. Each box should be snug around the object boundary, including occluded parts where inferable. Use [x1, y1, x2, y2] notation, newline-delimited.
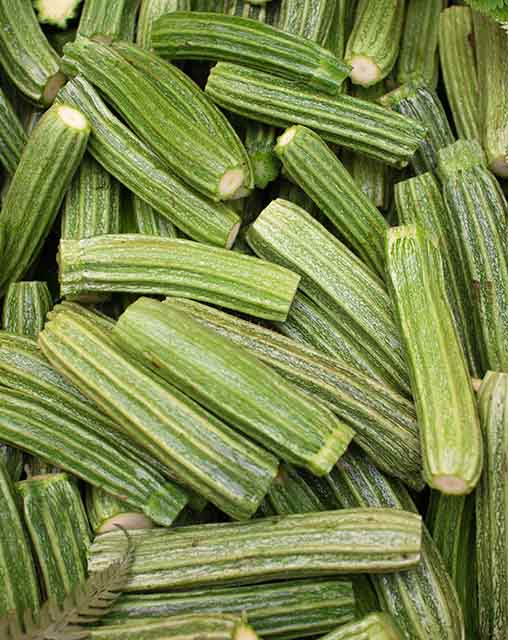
[78, 0, 140, 42]
[39, 303, 279, 520]
[164, 298, 422, 488]
[2, 281, 53, 337]
[317, 613, 403, 640]
[205, 63, 427, 168]
[152, 12, 350, 95]
[275, 125, 388, 276]
[113, 297, 353, 476]
[34, 0, 83, 28]
[277, 0, 335, 46]
[88, 508, 422, 591]
[0, 460, 40, 620]
[439, 7, 480, 141]
[0, 102, 90, 296]
[0, 85, 27, 175]
[16, 473, 91, 603]
[57, 76, 241, 247]
[0, 0, 65, 105]
[86, 485, 155, 534]
[0, 444, 23, 481]
[344, 0, 405, 86]
[386, 224, 482, 494]
[59, 234, 299, 321]
[131, 196, 178, 238]
[244, 122, 280, 189]
[325, 0, 347, 58]
[437, 140, 508, 373]
[265, 464, 329, 515]
[137, 0, 191, 48]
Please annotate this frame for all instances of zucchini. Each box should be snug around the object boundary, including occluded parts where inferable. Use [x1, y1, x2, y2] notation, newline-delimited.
[86, 485, 155, 534]
[2, 281, 53, 337]
[104, 578, 356, 639]
[274, 125, 388, 277]
[131, 196, 178, 238]
[0, 460, 40, 620]
[437, 140, 508, 373]
[78, 0, 140, 42]
[272, 178, 320, 217]
[246, 199, 410, 395]
[439, 7, 480, 142]
[88, 508, 422, 591]
[0, 0, 65, 105]
[0, 84, 27, 175]
[205, 63, 427, 168]
[0, 444, 23, 481]
[16, 473, 91, 603]
[34, 0, 83, 28]
[58, 234, 300, 321]
[342, 150, 389, 211]
[57, 76, 241, 248]
[386, 224, 483, 494]
[265, 464, 329, 515]
[39, 302, 279, 520]
[152, 12, 350, 96]
[0, 102, 90, 296]
[137, 0, 191, 48]
[317, 613, 403, 640]
[325, 0, 347, 58]
[164, 298, 422, 488]
[277, 0, 335, 46]
[24, 458, 60, 477]
[344, 0, 405, 86]
[244, 122, 280, 189]
[225, 0, 279, 24]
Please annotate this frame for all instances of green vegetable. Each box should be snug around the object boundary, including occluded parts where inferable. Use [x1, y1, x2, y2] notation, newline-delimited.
[244, 122, 280, 189]
[465, 1, 508, 23]
[0, 444, 23, 481]
[137, 0, 191, 48]
[78, 0, 140, 42]
[86, 485, 155, 534]
[316, 613, 403, 640]
[34, 0, 83, 28]
[0, 85, 26, 175]
[2, 281, 53, 337]
[130, 196, 178, 238]
[277, 0, 335, 46]
[265, 464, 329, 515]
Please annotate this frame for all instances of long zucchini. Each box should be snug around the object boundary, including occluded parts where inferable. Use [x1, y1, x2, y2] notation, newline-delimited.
[277, 0, 335, 46]
[137, 0, 191, 48]
[0, 85, 26, 175]
[317, 613, 403, 640]
[2, 281, 53, 338]
[86, 485, 155, 534]
[78, 0, 140, 42]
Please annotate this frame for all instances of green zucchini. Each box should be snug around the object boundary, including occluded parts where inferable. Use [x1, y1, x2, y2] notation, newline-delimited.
[274, 125, 388, 277]
[325, 0, 347, 58]
[2, 281, 53, 337]
[317, 613, 403, 640]
[104, 578, 355, 640]
[439, 7, 480, 142]
[265, 464, 329, 515]
[437, 140, 508, 373]
[131, 196, 178, 238]
[164, 298, 422, 488]
[0, 102, 90, 296]
[152, 12, 350, 96]
[205, 63, 427, 168]
[86, 485, 155, 534]
[39, 302, 279, 520]
[24, 458, 60, 477]
[137, 0, 191, 48]
[386, 224, 483, 494]
[191, 0, 225, 11]
[0, 84, 27, 175]
[244, 122, 280, 189]
[0, 0, 65, 105]
[246, 199, 410, 394]
[78, 0, 140, 42]
[476, 372, 508, 640]
[58, 234, 300, 321]
[34, 0, 83, 28]
[273, 178, 320, 217]
[57, 76, 241, 248]
[344, 0, 405, 86]
[0, 444, 23, 481]
[277, 0, 335, 46]
[0, 459, 40, 620]
[16, 473, 91, 603]
[341, 150, 389, 211]
[88, 508, 422, 591]
[225, 0, 279, 23]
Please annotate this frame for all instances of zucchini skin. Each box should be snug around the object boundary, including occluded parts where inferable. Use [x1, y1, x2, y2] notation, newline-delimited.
[0, 102, 90, 296]
[39, 303, 279, 520]
[16, 473, 91, 603]
[88, 508, 422, 592]
[0, 444, 23, 481]
[386, 225, 483, 494]
[164, 298, 422, 489]
[265, 464, 330, 515]
[325, 0, 347, 58]
[274, 125, 388, 277]
[2, 281, 53, 338]
[205, 63, 427, 168]
[137, 0, 191, 48]
[57, 77, 241, 248]
[0, 85, 27, 174]
[86, 485, 155, 534]
[152, 12, 350, 96]
[78, 0, 140, 42]
[131, 196, 178, 238]
[318, 613, 403, 640]
[277, 0, 335, 46]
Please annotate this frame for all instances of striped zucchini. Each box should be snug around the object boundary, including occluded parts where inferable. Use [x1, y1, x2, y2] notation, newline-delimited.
[152, 13, 350, 96]
[63, 39, 251, 201]
[225, 0, 279, 23]
[137, 0, 191, 48]
[39, 303, 279, 520]
[318, 613, 403, 640]
[86, 485, 155, 534]
[277, 0, 335, 46]
[265, 464, 329, 515]
[476, 372, 508, 640]
[0, 444, 23, 481]
[131, 196, 178, 238]
[205, 63, 427, 168]
[104, 578, 355, 639]
[78, 0, 140, 42]
[58, 234, 299, 321]
[16, 473, 91, 603]
[344, 0, 405, 86]
[244, 122, 280, 189]
[0, 85, 26, 175]
[57, 77, 241, 248]
[246, 199, 410, 394]
[2, 281, 53, 337]
[113, 297, 353, 476]
[380, 79, 455, 176]
[437, 140, 508, 373]
[275, 125, 388, 276]
[342, 150, 389, 211]
[164, 298, 422, 488]
[0, 102, 90, 296]
[0, 460, 40, 620]
[386, 225, 483, 494]
[273, 178, 320, 217]
[439, 7, 480, 141]
[0, 0, 65, 105]
[325, 0, 347, 58]
[34, 0, 82, 28]
[88, 508, 422, 591]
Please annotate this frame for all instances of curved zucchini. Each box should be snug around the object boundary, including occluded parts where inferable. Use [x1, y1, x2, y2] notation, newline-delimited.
[0, 85, 27, 175]
[2, 281, 53, 337]
[137, 0, 191, 48]
[86, 485, 155, 534]
[78, 0, 140, 42]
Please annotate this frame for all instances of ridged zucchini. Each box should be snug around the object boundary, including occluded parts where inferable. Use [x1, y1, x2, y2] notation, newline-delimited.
[57, 76, 241, 247]
[2, 281, 53, 337]
[0, 102, 90, 296]
[0, 85, 27, 175]
[244, 122, 280, 189]
[0, 444, 23, 481]
[205, 63, 427, 168]
[86, 485, 155, 534]
[16, 473, 91, 603]
[78, 0, 140, 42]
[34, 0, 83, 28]
[342, 150, 389, 211]
[325, 0, 347, 58]
[275, 125, 388, 277]
[264, 464, 329, 515]
[386, 224, 483, 494]
[318, 613, 403, 640]
[137, 0, 191, 48]
[277, 0, 335, 46]
[152, 12, 350, 95]
[131, 195, 177, 238]
[225, 0, 279, 23]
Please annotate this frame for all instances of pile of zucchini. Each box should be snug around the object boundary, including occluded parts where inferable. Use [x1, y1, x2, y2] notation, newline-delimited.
[0, 0, 507, 639]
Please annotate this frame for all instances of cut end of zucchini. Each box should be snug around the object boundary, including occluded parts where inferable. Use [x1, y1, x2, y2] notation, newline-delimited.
[490, 155, 508, 177]
[97, 512, 155, 534]
[57, 105, 89, 130]
[349, 56, 381, 87]
[43, 72, 67, 105]
[219, 168, 247, 199]
[276, 126, 298, 151]
[309, 421, 355, 477]
[234, 623, 259, 640]
[226, 222, 241, 249]
[472, 377, 483, 393]
[432, 475, 470, 495]
[35, 0, 82, 28]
